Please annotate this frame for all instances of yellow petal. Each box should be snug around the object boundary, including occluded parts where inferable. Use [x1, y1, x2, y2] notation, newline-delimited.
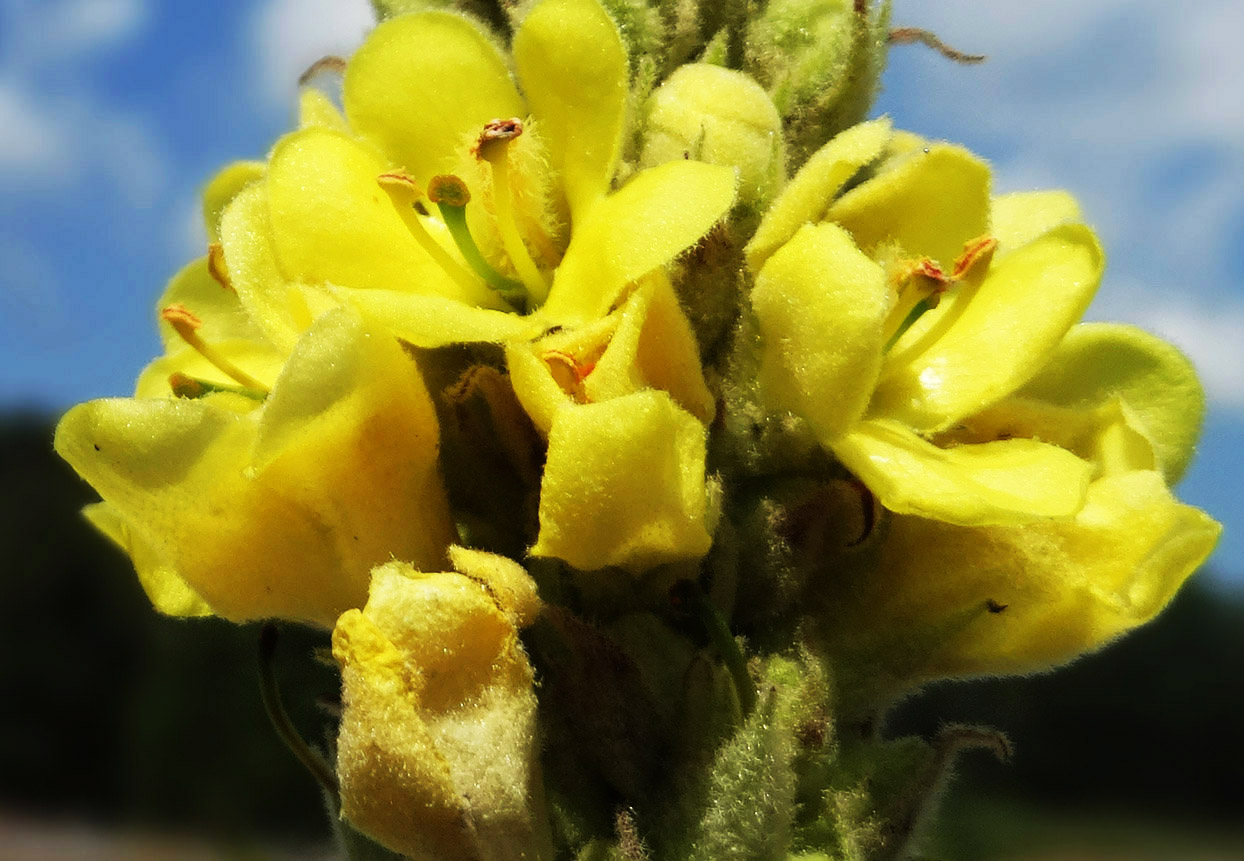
[872, 223, 1105, 431]
[827, 142, 991, 265]
[505, 340, 576, 436]
[82, 502, 213, 618]
[513, 0, 627, 222]
[218, 181, 310, 352]
[751, 223, 890, 438]
[344, 11, 524, 187]
[333, 563, 550, 860]
[938, 395, 1157, 480]
[298, 86, 348, 131]
[448, 545, 543, 627]
[831, 419, 1093, 525]
[824, 470, 1220, 680]
[1017, 322, 1205, 485]
[585, 274, 716, 423]
[55, 309, 455, 626]
[342, 287, 537, 348]
[266, 128, 467, 301]
[154, 256, 270, 351]
[745, 118, 891, 270]
[540, 160, 737, 325]
[532, 390, 713, 572]
[202, 160, 265, 244]
[990, 189, 1081, 251]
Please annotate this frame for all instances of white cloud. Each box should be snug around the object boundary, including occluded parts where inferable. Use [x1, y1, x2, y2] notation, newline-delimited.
[0, 79, 72, 173]
[0, 0, 166, 198]
[252, 0, 375, 109]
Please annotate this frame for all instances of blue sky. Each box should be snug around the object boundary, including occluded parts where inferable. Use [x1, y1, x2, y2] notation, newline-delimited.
[2, 0, 1241, 586]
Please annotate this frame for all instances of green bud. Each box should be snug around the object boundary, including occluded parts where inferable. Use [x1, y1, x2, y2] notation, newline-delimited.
[744, 0, 892, 167]
[641, 63, 785, 211]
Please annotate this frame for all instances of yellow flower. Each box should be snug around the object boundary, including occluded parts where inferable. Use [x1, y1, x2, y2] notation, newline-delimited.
[216, 0, 737, 353]
[747, 119, 1105, 525]
[506, 273, 718, 572]
[55, 301, 454, 627]
[333, 550, 550, 860]
[815, 323, 1220, 686]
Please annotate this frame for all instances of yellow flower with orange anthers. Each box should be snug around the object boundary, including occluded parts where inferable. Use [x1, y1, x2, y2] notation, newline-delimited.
[747, 118, 1109, 525]
[207, 0, 735, 574]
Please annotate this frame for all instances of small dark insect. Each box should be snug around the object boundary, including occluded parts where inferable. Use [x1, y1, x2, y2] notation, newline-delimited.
[986, 599, 1009, 614]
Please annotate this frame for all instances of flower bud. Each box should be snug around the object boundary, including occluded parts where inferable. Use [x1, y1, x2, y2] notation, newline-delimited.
[640, 63, 784, 211]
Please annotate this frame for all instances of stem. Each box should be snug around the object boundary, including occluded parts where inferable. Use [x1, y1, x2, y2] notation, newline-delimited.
[258, 623, 339, 800]
[674, 581, 758, 716]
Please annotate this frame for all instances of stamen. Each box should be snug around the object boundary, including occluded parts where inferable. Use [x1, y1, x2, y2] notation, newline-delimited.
[207, 243, 232, 291]
[376, 172, 501, 309]
[161, 304, 271, 393]
[883, 258, 948, 351]
[474, 119, 550, 305]
[169, 372, 266, 401]
[427, 174, 528, 312]
[297, 56, 347, 86]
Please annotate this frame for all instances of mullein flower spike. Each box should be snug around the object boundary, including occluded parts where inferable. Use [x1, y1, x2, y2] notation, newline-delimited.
[55, 0, 1218, 857]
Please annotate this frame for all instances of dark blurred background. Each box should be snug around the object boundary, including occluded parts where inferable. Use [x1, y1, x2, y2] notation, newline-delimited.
[3, 412, 1242, 859]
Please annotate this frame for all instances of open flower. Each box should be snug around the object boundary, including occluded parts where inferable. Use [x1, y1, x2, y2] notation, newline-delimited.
[216, 0, 736, 354]
[747, 120, 1103, 525]
[506, 273, 718, 571]
[55, 301, 455, 627]
[815, 323, 1220, 689]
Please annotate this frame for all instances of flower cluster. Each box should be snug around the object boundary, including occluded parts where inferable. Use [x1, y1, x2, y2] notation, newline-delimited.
[56, 0, 1219, 856]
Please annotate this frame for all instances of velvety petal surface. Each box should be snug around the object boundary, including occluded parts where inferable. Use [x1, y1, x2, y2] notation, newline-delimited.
[827, 143, 990, 265]
[751, 223, 890, 438]
[872, 223, 1105, 431]
[539, 160, 737, 325]
[1016, 322, 1205, 484]
[831, 419, 1093, 525]
[745, 118, 891, 270]
[825, 470, 1220, 681]
[532, 390, 713, 572]
[344, 11, 524, 186]
[513, 0, 627, 222]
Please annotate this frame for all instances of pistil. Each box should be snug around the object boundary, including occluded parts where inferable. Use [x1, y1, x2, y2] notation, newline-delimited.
[427, 174, 528, 312]
[161, 304, 270, 394]
[377, 172, 507, 311]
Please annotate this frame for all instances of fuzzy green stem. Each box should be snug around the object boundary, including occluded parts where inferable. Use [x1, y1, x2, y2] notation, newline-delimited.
[258, 624, 339, 800]
[675, 581, 758, 716]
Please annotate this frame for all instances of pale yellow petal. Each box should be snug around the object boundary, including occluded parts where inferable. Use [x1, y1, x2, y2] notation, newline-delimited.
[82, 502, 213, 618]
[298, 86, 348, 131]
[513, 0, 627, 222]
[532, 390, 713, 572]
[990, 189, 1081, 251]
[154, 256, 270, 350]
[540, 160, 737, 325]
[343, 287, 538, 348]
[344, 11, 524, 186]
[751, 223, 890, 438]
[1017, 322, 1205, 484]
[827, 143, 990, 265]
[872, 223, 1105, 431]
[266, 128, 466, 300]
[202, 160, 265, 244]
[823, 470, 1220, 680]
[831, 419, 1093, 525]
[746, 118, 891, 270]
